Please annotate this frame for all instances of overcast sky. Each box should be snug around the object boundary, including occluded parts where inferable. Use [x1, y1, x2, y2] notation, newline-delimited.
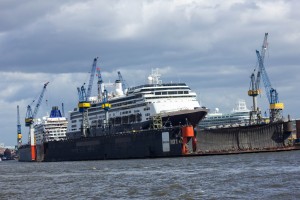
[1, 0, 300, 146]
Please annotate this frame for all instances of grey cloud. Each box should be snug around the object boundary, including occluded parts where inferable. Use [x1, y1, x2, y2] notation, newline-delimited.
[1, 0, 300, 146]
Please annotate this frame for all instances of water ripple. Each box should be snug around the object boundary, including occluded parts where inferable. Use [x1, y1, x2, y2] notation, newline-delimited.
[0, 151, 299, 199]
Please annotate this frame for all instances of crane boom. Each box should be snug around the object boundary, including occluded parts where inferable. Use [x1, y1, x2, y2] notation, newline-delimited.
[260, 33, 268, 64]
[32, 82, 49, 119]
[255, 33, 268, 95]
[25, 82, 49, 126]
[86, 57, 98, 99]
[256, 50, 273, 103]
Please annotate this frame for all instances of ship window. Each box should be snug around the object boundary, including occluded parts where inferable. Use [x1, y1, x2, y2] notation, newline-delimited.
[168, 91, 177, 95]
[184, 91, 188, 94]
[155, 92, 161, 95]
[162, 92, 167, 95]
[178, 91, 183, 94]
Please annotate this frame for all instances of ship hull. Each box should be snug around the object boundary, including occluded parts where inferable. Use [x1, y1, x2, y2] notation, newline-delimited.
[18, 121, 297, 162]
[43, 127, 182, 162]
[160, 108, 207, 127]
[18, 145, 33, 162]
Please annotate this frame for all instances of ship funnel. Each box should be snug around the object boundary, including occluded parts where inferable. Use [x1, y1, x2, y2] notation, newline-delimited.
[50, 106, 63, 118]
[115, 80, 124, 96]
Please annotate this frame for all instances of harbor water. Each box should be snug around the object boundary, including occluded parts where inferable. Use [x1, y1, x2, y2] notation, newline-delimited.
[0, 150, 299, 199]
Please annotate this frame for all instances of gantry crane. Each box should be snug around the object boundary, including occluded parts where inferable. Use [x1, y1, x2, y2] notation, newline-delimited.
[17, 105, 22, 147]
[77, 84, 91, 137]
[256, 50, 284, 122]
[24, 81, 49, 160]
[248, 33, 268, 123]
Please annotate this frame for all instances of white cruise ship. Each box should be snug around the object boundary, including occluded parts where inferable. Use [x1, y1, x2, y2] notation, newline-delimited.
[35, 106, 68, 144]
[199, 99, 250, 129]
[67, 68, 208, 137]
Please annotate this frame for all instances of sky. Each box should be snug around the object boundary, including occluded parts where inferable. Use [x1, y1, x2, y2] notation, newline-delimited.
[1, 0, 300, 146]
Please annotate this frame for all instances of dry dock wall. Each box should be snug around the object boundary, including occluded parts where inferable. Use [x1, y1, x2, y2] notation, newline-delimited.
[195, 122, 291, 153]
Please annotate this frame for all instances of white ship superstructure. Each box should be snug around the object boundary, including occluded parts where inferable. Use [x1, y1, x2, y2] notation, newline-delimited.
[35, 107, 68, 144]
[199, 99, 251, 129]
[68, 69, 203, 133]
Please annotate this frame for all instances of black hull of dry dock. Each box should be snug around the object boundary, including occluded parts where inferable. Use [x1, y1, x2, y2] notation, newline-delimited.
[41, 127, 183, 162]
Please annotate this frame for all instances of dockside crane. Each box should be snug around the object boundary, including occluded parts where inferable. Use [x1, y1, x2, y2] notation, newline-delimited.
[17, 105, 22, 147]
[86, 57, 98, 99]
[256, 50, 284, 122]
[25, 82, 49, 126]
[77, 84, 91, 137]
[248, 33, 268, 123]
[24, 81, 49, 160]
[77, 57, 100, 137]
[248, 69, 261, 123]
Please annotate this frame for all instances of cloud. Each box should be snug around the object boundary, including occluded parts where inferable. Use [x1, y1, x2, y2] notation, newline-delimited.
[0, 0, 300, 146]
